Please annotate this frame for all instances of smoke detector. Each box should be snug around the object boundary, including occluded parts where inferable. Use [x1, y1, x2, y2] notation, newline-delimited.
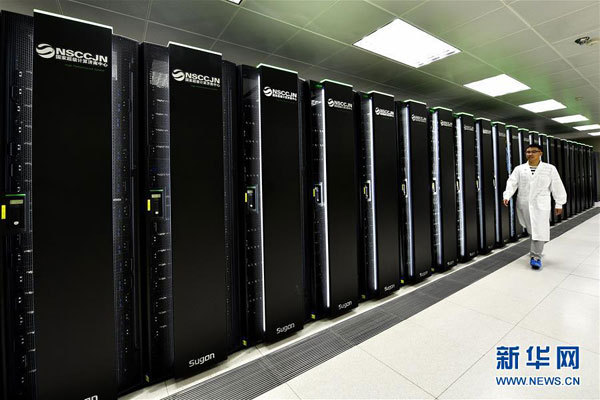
[574, 36, 599, 46]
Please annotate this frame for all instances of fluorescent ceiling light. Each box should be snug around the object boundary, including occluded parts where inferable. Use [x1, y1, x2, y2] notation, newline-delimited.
[552, 114, 588, 123]
[464, 74, 530, 97]
[354, 19, 460, 68]
[227, 0, 242, 3]
[519, 99, 566, 113]
[574, 124, 600, 131]
[587, 131, 600, 136]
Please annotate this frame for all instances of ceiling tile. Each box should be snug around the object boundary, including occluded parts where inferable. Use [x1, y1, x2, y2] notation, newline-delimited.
[441, 6, 528, 50]
[0, 0, 60, 14]
[219, 8, 298, 53]
[419, 52, 500, 85]
[494, 45, 560, 73]
[576, 63, 600, 80]
[213, 40, 269, 66]
[403, 0, 504, 36]
[566, 50, 600, 68]
[241, 0, 336, 27]
[509, 0, 597, 27]
[368, 0, 422, 17]
[384, 68, 430, 90]
[61, 1, 146, 41]
[302, 65, 357, 87]
[261, 54, 312, 75]
[305, 1, 395, 44]
[534, 3, 600, 43]
[145, 22, 215, 49]
[510, 59, 573, 86]
[357, 58, 412, 85]
[274, 30, 343, 65]
[469, 29, 546, 62]
[149, 0, 238, 38]
[69, 0, 149, 19]
[318, 46, 381, 76]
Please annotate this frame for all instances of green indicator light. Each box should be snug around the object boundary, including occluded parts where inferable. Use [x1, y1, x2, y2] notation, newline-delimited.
[5, 194, 26, 197]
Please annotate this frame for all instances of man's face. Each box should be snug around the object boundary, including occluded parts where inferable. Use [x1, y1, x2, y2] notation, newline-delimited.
[526, 147, 542, 163]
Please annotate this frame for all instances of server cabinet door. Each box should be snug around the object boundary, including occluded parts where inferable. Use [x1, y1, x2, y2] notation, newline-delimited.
[430, 107, 458, 270]
[492, 123, 510, 247]
[33, 11, 117, 399]
[168, 43, 228, 377]
[398, 101, 433, 281]
[456, 114, 478, 260]
[476, 119, 495, 253]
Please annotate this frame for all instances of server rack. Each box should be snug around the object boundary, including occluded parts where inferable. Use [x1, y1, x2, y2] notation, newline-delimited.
[397, 100, 433, 281]
[238, 64, 305, 344]
[455, 113, 478, 261]
[475, 118, 495, 253]
[529, 130, 540, 145]
[430, 107, 458, 270]
[112, 35, 144, 394]
[568, 141, 576, 215]
[0, 11, 36, 400]
[540, 134, 555, 225]
[548, 136, 561, 223]
[492, 122, 510, 247]
[356, 91, 401, 299]
[168, 42, 229, 377]
[560, 139, 572, 218]
[32, 10, 118, 399]
[575, 143, 584, 213]
[506, 126, 524, 239]
[308, 79, 359, 318]
[586, 145, 594, 208]
[139, 43, 174, 384]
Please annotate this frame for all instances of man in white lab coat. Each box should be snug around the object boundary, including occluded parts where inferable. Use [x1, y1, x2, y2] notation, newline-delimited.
[503, 144, 567, 269]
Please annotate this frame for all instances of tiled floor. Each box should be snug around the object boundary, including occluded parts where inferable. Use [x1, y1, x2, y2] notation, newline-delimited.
[122, 211, 599, 400]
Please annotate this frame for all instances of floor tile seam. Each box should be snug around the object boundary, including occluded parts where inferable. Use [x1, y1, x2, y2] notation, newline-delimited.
[552, 284, 600, 299]
[352, 345, 439, 400]
[443, 296, 523, 326]
[569, 271, 600, 281]
[516, 325, 600, 356]
[435, 321, 523, 399]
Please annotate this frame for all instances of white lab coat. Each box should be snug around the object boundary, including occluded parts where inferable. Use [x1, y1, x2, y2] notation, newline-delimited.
[503, 161, 567, 241]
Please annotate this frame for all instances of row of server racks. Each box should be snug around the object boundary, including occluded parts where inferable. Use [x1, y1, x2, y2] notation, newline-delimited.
[0, 10, 597, 400]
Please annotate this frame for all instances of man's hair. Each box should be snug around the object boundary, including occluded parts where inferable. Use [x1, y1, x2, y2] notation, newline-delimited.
[526, 144, 543, 152]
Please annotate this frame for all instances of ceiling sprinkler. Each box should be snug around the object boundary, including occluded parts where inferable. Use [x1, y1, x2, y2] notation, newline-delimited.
[574, 36, 599, 46]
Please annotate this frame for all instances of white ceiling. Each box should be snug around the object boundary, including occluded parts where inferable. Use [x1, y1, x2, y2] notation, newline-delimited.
[2, 0, 599, 140]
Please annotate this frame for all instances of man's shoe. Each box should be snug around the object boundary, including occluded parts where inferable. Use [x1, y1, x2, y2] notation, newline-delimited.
[531, 258, 542, 270]
[530, 257, 536, 268]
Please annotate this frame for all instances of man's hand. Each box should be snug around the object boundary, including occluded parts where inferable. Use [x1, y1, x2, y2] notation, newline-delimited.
[503, 199, 509, 207]
[555, 208, 563, 216]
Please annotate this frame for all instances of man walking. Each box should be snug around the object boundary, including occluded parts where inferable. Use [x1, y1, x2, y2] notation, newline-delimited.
[503, 143, 567, 269]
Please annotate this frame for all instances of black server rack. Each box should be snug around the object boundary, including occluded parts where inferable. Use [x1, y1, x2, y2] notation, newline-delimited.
[506, 126, 524, 240]
[548, 136, 561, 223]
[586, 145, 593, 208]
[568, 141, 577, 215]
[168, 42, 229, 377]
[540, 134, 555, 225]
[492, 122, 510, 247]
[139, 43, 174, 384]
[0, 11, 36, 400]
[238, 64, 305, 344]
[112, 35, 143, 394]
[429, 107, 458, 270]
[32, 10, 118, 399]
[455, 113, 478, 261]
[560, 139, 572, 218]
[529, 130, 540, 145]
[356, 91, 401, 299]
[576, 143, 584, 213]
[475, 118, 495, 253]
[308, 79, 359, 318]
[397, 100, 433, 281]
[517, 128, 529, 235]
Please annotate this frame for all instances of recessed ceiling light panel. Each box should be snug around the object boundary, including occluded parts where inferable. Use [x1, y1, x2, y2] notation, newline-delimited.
[354, 19, 460, 68]
[519, 99, 566, 113]
[464, 74, 530, 97]
[574, 124, 600, 131]
[552, 114, 588, 123]
[587, 131, 600, 136]
[227, 0, 242, 4]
